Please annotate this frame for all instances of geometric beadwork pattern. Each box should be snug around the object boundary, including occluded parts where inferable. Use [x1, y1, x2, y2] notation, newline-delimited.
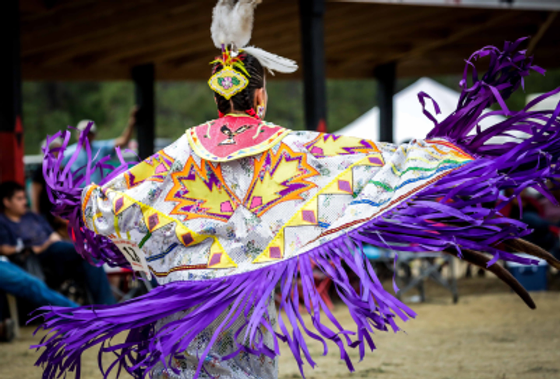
[252, 153, 385, 263]
[105, 189, 232, 272]
[208, 66, 249, 101]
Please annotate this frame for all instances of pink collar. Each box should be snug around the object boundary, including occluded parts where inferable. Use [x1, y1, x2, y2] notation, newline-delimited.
[187, 115, 290, 162]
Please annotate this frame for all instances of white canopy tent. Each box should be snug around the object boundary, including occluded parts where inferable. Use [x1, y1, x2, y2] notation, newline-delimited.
[526, 92, 560, 111]
[337, 77, 506, 144]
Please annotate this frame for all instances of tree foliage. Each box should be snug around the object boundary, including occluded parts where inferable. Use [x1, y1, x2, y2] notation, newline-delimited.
[22, 68, 560, 155]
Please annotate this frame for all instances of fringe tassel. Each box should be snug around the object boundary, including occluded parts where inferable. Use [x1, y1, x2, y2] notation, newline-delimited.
[42, 123, 135, 267]
[32, 240, 415, 379]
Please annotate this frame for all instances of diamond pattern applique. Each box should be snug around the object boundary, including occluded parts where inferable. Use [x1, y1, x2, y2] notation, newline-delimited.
[369, 156, 384, 166]
[310, 146, 324, 155]
[209, 253, 222, 267]
[250, 196, 263, 209]
[148, 214, 159, 231]
[302, 210, 317, 224]
[181, 233, 194, 247]
[338, 180, 352, 193]
[220, 201, 233, 213]
[115, 197, 124, 213]
[269, 247, 282, 259]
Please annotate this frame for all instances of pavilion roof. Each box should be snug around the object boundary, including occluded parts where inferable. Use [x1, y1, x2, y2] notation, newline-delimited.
[20, 0, 560, 81]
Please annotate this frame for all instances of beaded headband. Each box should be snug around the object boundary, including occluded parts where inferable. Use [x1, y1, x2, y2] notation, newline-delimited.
[209, 46, 250, 100]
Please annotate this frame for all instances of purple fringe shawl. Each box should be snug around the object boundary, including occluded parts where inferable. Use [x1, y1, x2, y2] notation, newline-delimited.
[33, 38, 560, 379]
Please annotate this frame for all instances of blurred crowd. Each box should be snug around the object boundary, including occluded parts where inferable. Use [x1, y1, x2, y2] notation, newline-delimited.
[501, 184, 560, 258]
[0, 108, 137, 342]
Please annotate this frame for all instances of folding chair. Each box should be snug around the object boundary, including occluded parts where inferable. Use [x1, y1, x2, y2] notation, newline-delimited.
[394, 252, 458, 304]
[362, 245, 459, 304]
[6, 294, 20, 339]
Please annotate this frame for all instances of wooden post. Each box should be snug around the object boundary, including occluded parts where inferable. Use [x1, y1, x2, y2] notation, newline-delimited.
[299, 0, 327, 132]
[375, 61, 396, 143]
[0, 0, 24, 184]
[131, 64, 155, 160]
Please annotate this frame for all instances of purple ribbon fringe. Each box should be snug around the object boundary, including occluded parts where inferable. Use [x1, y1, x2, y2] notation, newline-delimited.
[42, 122, 135, 268]
[34, 38, 560, 379]
[31, 240, 415, 379]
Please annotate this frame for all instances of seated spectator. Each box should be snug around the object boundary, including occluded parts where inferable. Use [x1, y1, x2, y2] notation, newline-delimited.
[0, 181, 115, 305]
[31, 138, 69, 239]
[539, 179, 560, 224]
[501, 188, 558, 253]
[0, 256, 78, 342]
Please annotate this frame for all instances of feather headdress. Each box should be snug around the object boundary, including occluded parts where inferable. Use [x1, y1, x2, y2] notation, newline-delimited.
[210, 0, 298, 75]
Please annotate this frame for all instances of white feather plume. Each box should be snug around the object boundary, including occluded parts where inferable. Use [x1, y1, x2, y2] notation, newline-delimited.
[211, 0, 262, 49]
[211, 0, 233, 49]
[210, 0, 298, 74]
[242, 46, 298, 74]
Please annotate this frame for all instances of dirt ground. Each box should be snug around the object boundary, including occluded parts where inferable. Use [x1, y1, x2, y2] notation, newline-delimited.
[1, 277, 559, 379]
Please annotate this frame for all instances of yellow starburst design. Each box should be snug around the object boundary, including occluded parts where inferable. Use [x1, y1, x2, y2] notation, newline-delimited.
[244, 144, 319, 216]
[165, 157, 240, 222]
[305, 134, 380, 157]
[125, 151, 175, 188]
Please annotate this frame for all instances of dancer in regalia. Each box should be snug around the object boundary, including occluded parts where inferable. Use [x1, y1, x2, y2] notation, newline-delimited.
[34, 1, 560, 378]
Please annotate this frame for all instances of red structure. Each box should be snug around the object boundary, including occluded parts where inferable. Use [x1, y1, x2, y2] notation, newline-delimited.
[0, 0, 24, 185]
[0, 117, 25, 185]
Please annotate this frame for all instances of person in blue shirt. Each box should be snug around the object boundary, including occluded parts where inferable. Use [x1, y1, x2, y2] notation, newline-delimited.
[62, 106, 137, 185]
[0, 181, 115, 305]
